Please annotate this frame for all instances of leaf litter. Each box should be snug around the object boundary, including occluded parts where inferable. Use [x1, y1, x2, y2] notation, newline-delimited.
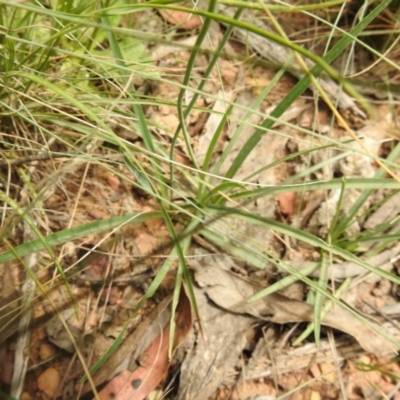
[1, 2, 400, 400]
[96, 288, 192, 400]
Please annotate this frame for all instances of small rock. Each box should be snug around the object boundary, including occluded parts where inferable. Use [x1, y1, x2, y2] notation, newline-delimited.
[37, 367, 60, 398]
[319, 362, 337, 384]
[309, 390, 321, 400]
[39, 343, 56, 360]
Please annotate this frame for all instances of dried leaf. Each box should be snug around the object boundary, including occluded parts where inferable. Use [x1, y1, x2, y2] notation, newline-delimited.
[46, 303, 86, 353]
[194, 265, 398, 354]
[80, 296, 172, 397]
[98, 328, 170, 400]
[173, 285, 193, 349]
[96, 290, 192, 400]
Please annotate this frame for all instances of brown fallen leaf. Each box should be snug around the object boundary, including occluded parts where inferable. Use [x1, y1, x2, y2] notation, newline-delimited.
[194, 265, 399, 354]
[173, 284, 193, 349]
[96, 288, 192, 400]
[79, 296, 172, 397]
[98, 328, 170, 400]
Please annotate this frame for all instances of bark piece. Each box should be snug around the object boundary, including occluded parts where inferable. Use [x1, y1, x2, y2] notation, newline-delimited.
[178, 284, 252, 400]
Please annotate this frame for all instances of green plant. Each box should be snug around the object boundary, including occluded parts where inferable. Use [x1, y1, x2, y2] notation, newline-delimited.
[1, 0, 400, 398]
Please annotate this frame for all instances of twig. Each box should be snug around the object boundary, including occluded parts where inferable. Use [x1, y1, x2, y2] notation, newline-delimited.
[0, 153, 73, 167]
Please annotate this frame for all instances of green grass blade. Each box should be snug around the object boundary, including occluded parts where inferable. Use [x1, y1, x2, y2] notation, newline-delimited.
[313, 252, 329, 347]
[332, 139, 400, 240]
[293, 277, 352, 346]
[230, 178, 400, 203]
[224, 0, 392, 179]
[171, 0, 218, 176]
[0, 213, 161, 265]
[251, 262, 321, 297]
[204, 205, 400, 285]
[98, 0, 167, 199]
[211, 57, 292, 179]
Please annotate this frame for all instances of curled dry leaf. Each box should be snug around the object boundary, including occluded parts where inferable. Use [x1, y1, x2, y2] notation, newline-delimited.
[289, 243, 400, 280]
[194, 265, 399, 354]
[98, 330, 170, 400]
[46, 302, 87, 353]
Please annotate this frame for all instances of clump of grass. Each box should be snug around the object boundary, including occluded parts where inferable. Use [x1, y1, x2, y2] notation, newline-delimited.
[0, 0, 400, 398]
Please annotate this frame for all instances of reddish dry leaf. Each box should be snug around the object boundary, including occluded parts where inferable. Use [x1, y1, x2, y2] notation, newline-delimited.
[98, 328, 170, 400]
[97, 288, 192, 400]
[80, 297, 172, 397]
